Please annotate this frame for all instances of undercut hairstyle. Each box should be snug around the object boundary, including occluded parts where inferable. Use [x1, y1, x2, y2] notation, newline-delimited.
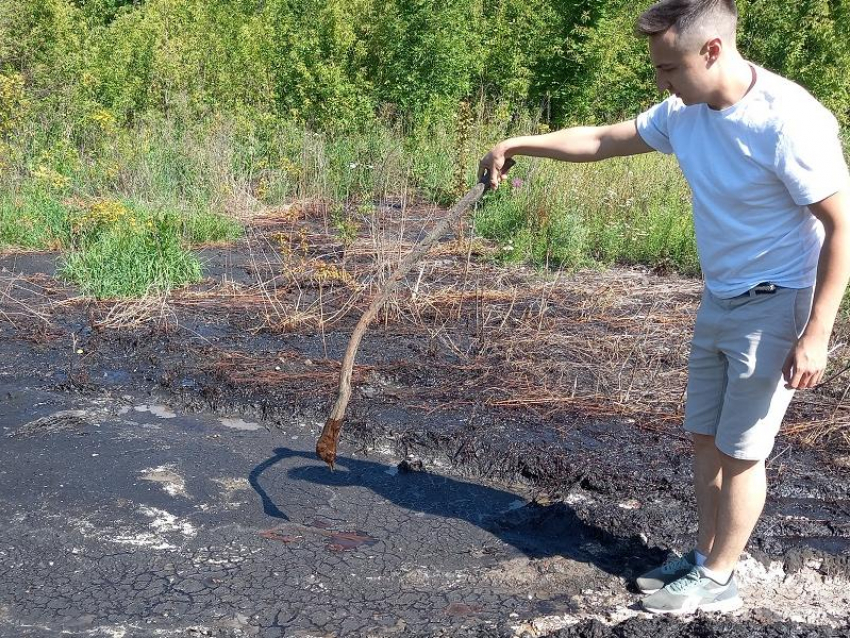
[637, 0, 738, 47]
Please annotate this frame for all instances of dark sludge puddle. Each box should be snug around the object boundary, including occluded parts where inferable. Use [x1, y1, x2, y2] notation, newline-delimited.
[260, 519, 380, 552]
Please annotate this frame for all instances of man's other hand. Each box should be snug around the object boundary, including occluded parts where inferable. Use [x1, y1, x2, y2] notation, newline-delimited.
[782, 335, 828, 389]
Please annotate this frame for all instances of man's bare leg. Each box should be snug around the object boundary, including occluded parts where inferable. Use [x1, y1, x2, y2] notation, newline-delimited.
[703, 452, 766, 576]
[692, 433, 722, 557]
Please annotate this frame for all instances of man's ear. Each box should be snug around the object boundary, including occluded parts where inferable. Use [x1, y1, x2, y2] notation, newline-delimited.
[704, 37, 722, 64]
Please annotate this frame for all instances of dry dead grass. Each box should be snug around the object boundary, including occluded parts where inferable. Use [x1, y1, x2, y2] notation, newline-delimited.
[90, 292, 177, 330]
[0, 271, 70, 328]
[209, 350, 369, 392]
[3, 195, 850, 452]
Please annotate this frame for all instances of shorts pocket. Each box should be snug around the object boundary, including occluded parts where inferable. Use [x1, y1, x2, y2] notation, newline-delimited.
[791, 287, 814, 338]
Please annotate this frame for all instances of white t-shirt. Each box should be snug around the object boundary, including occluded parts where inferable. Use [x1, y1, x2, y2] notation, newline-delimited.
[636, 65, 850, 298]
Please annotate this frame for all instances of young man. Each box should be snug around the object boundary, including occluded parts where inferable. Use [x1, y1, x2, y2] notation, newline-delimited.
[479, 0, 850, 615]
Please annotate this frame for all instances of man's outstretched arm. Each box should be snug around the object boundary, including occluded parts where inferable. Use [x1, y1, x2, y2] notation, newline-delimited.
[783, 189, 850, 389]
[478, 119, 655, 189]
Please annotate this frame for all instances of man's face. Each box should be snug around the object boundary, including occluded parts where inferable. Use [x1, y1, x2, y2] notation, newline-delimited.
[648, 29, 711, 106]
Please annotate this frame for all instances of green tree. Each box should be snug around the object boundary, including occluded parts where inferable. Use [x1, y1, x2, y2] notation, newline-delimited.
[366, 0, 482, 121]
[477, 0, 558, 108]
[2, 0, 848, 133]
[526, 0, 656, 125]
[0, 0, 84, 93]
[739, 0, 850, 124]
[259, 0, 374, 129]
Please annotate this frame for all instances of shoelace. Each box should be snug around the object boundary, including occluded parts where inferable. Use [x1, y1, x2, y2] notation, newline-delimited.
[667, 568, 703, 594]
[661, 555, 692, 575]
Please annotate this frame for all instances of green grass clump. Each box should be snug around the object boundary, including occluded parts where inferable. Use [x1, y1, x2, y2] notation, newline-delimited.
[182, 209, 244, 245]
[58, 199, 240, 298]
[61, 220, 202, 298]
[55, 201, 236, 297]
[60, 199, 241, 298]
[0, 190, 242, 299]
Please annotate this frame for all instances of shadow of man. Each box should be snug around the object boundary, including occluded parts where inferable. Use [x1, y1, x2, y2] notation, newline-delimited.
[250, 447, 664, 581]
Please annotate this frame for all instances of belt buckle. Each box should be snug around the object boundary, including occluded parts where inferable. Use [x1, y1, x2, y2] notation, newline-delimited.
[752, 282, 777, 295]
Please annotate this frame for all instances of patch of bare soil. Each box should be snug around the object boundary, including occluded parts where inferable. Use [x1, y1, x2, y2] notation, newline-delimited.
[2, 195, 850, 636]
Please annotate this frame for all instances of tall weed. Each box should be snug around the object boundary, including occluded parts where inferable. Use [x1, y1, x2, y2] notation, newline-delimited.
[475, 151, 696, 273]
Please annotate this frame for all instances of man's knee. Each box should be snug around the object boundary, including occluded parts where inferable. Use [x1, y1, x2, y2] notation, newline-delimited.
[717, 451, 763, 477]
[692, 432, 717, 452]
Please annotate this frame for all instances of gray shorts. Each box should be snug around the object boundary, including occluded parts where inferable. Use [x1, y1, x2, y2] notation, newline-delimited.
[684, 285, 814, 460]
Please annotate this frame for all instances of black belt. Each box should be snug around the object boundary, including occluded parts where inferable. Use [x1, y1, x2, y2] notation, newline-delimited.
[734, 282, 783, 298]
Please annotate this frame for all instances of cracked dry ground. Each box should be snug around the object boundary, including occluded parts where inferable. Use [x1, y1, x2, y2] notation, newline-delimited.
[1, 200, 850, 637]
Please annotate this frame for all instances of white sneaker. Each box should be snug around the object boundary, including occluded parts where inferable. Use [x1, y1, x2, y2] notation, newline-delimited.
[641, 566, 742, 615]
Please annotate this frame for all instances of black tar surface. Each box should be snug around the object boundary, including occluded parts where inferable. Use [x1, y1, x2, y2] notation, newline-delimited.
[2, 386, 847, 637]
[0, 385, 615, 636]
[2, 248, 850, 637]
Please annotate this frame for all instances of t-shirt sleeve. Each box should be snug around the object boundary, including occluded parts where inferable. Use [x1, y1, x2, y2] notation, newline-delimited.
[636, 98, 676, 154]
[774, 108, 850, 206]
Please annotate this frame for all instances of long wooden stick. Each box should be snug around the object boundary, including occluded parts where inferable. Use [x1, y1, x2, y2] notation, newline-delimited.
[316, 167, 510, 468]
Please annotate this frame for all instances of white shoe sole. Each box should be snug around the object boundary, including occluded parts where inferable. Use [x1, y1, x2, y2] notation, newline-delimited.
[643, 595, 743, 615]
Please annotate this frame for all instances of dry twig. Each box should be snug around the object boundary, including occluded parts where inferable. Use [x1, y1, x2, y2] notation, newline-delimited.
[315, 169, 511, 469]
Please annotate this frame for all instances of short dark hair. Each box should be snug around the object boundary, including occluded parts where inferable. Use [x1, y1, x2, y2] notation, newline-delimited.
[636, 0, 738, 38]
